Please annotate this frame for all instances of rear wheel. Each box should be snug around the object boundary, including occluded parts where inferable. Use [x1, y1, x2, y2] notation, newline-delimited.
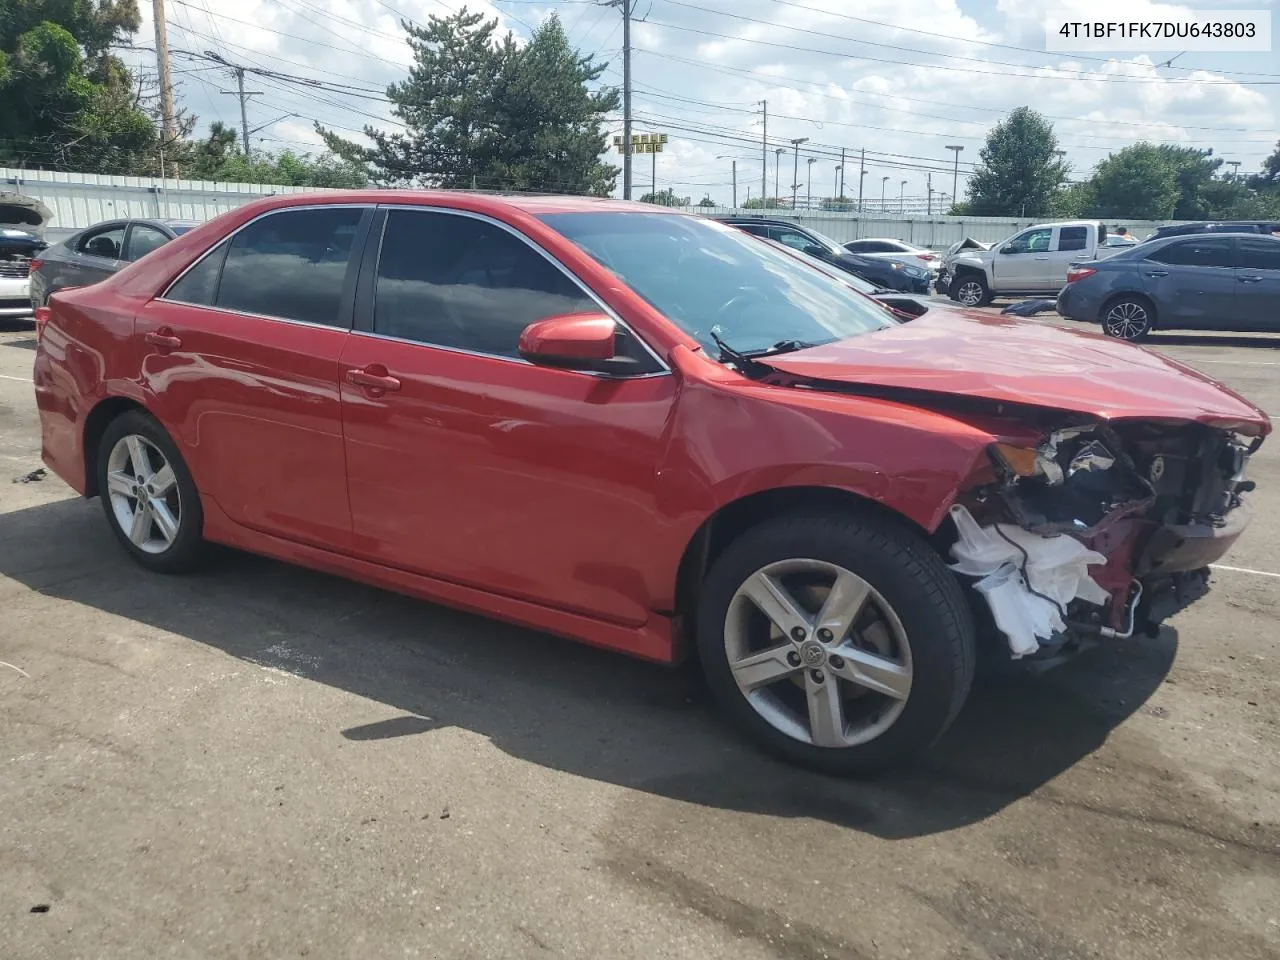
[695, 511, 975, 775]
[950, 273, 990, 307]
[97, 410, 206, 573]
[1101, 296, 1153, 341]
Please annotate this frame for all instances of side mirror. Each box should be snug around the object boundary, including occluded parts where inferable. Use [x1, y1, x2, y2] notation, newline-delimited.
[1001, 244, 1016, 254]
[519, 312, 618, 369]
[804, 244, 827, 257]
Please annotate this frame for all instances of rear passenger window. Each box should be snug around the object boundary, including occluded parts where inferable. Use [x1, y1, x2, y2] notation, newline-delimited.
[373, 210, 599, 357]
[1058, 226, 1088, 252]
[165, 238, 230, 306]
[1237, 238, 1280, 271]
[1148, 238, 1233, 268]
[216, 207, 365, 326]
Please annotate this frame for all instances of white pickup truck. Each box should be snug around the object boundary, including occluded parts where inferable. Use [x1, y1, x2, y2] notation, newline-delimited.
[946, 220, 1111, 307]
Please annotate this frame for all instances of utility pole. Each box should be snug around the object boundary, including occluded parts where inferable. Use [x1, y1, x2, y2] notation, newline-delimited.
[927, 173, 934, 216]
[945, 145, 964, 208]
[789, 138, 807, 208]
[212, 52, 262, 155]
[839, 147, 846, 200]
[731, 160, 737, 207]
[857, 147, 866, 212]
[759, 100, 767, 205]
[621, 0, 632, 199]
[152, 0, 177, 143]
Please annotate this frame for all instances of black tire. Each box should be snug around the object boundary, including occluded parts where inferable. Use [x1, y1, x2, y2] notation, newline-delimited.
[96, 409, 206, 574]
[949, 272, 990, 307]
[695, 510, 976, 776]
[1100, 295, 1154, 341]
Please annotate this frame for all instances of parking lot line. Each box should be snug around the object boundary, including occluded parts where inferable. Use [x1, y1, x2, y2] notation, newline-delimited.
[0, 374, 32, 382]
[1184, 359, 1280, 368]
[1211, 562, 1280, 579]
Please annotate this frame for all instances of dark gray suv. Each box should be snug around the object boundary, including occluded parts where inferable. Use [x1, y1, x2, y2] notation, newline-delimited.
[1057, 232, 1280, 340]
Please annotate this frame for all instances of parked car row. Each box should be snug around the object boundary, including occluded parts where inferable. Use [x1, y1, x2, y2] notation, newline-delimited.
[34, 192, 1268, 774]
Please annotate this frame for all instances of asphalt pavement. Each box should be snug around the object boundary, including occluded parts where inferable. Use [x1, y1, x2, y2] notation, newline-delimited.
[2, 313, 1278, 960]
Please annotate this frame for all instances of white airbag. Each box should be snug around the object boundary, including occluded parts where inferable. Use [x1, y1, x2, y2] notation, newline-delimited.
[949, 504, 1110, 658]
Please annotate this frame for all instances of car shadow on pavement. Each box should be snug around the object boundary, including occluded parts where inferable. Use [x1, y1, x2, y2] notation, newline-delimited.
[1145, 332, 1280, 349]
[0, 496, 1175, 840]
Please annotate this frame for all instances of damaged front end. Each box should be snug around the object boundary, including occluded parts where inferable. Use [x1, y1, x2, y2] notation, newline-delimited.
[948, 422, 1262, 668]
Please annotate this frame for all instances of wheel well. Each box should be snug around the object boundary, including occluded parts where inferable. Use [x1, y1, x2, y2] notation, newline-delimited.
[672, 486, 929, 640]
[952, 267, 984, 281]
[82, 397, 146, 497]
[1100, 291, 1157, 327]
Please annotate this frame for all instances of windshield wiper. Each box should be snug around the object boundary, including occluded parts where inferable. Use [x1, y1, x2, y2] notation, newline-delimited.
[748, 339, 822, 358]
[709, 330, 824, 376]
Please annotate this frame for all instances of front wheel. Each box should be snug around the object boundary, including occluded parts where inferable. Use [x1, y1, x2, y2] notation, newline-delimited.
[950, 273, 990, 307]
[97, 409, 206, 574]
[1101, 296, 1153, 341]
[695, 512, 976, 775]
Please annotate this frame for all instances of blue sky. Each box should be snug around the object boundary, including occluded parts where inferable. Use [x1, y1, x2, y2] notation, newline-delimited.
[128, 0, 1280, 203]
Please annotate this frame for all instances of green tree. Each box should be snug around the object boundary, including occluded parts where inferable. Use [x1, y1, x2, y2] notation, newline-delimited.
[1157, 145, 1222, 219]
[742, 196, 781, 209]
[1258, 139, 1280, 187]
[321, 9, 617, 194]
[0, 0, 159, 172]
[963, 107, 1069, 217]
[696, 194, 716, 207]
[639, 187, 688, 206]
[1090, 143, 1181, 219]
[184, 122, 368, 187]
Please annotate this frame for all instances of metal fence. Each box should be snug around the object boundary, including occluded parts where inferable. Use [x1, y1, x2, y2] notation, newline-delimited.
[3, 167, 1180, 249]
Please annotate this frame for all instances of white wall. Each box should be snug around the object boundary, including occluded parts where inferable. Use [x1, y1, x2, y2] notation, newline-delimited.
[3, 167, 1181, 249]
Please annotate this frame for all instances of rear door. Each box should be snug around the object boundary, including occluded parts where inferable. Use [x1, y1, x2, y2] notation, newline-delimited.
[137, 204, 373, 549]
[1233, 237, 1280, 330]
[1048, 225, 1090, 286]
[338, 205, 676, 626]
[64, 221, 126, 287]
[1140, 237, 1236, 329]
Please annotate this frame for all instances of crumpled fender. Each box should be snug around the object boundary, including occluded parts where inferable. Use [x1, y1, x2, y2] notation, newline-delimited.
[657, 345, 998, 535]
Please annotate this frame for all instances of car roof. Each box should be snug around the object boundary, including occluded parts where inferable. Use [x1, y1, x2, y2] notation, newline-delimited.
[158, 218, 202, 228]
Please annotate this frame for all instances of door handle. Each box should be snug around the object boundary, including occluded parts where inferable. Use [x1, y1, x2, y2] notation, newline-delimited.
[1145, 270, 1168, 278]
[1034, 256, 1050, 260]
[144, 329, 182, 350]
[1238, 275, 1263, 283]
[346, 365, 402, 394]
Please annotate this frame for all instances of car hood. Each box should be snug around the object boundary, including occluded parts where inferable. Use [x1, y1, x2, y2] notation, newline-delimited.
[763, 310, 1270, 435]
[0, 192, 51, 235]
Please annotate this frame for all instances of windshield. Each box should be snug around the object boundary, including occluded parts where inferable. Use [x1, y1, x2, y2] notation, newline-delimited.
[540, 212, 895, 355]
[758, 238, 880, 294]
[170, 225, 196, 236]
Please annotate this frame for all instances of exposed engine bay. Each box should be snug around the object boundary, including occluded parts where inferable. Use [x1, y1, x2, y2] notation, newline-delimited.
[950, 422, 1260, 666]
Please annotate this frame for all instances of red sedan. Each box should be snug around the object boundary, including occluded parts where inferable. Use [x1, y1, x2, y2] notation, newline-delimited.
[33, 192, 1269, 774]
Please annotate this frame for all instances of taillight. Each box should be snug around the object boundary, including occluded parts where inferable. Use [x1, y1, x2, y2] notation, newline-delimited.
[29, 258, 43, 273]
[34, 305, 51, 342]
[1066, 266, 1097, 284]
[918, 253, 936, 261]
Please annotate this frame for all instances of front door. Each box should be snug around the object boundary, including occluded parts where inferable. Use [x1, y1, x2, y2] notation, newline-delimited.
[339, 206, 676, 626]
[1233, 237, 1280, 331]
[137, 204, 372, 549]
[994, 227, 1053, 290]
[1140, 237, 1236, 329]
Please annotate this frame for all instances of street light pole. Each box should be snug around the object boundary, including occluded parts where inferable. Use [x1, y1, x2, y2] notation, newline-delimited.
[900, 179, 907, 214]
[881, 175, 889, 212]
[833, 165, 841, 204]
[790, 138, 808, 208]
[806, 157, 816, 209]
[774, 147, 784, 204]
[945, 145, 964, 208]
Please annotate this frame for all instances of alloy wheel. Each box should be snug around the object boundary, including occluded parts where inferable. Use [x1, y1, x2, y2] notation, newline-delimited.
[105, 434, 182, 555]
[723, 559, 913, 748]
[955, 280, 984, 307]
[1103, 301, 1150, 340]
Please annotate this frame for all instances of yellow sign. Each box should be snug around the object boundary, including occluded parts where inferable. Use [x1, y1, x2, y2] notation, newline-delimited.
[612, 132, 668, 155]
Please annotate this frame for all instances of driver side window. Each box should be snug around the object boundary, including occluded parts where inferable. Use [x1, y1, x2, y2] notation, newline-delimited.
[772, 229, 814, 252]
[1006, 228, 1051, 254]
